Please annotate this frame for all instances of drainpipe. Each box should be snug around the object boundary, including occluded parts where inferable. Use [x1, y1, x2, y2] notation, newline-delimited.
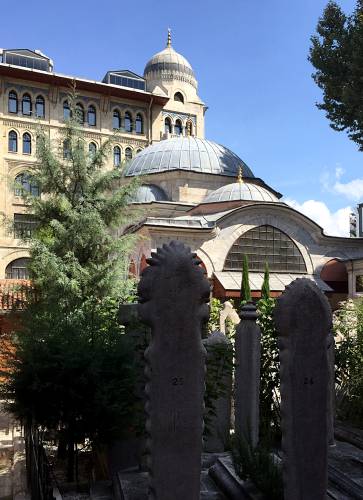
[148, 97, 154, 145]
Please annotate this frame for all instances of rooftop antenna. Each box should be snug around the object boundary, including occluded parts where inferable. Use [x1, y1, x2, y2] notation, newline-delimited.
[167, 28, 172, 48]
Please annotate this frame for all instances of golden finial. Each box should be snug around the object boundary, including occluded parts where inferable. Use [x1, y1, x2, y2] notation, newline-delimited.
[167, 28, 172, 47]
[237, 166, 243, 184]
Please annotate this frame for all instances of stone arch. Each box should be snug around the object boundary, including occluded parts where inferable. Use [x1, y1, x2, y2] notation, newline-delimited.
[196, 248, 215, 277]
[213, 209, 315, 274]
[1, 250, 30, 279]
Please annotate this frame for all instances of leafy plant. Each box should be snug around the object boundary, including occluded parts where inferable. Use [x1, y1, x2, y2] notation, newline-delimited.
[309, 1, 363, 150]
[0, 88, 140, 481]
[207, 297, 223, 333]
[261, 262, 270, 300]
[232, 435, 283, 500]
[257, 297, 281, 443]
[334, 298, 363, 426]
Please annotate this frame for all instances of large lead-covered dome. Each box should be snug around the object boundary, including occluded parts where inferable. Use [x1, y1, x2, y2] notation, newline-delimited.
[124, 137, 255, 178]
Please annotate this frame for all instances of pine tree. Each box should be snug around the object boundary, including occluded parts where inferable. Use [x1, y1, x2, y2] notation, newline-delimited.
[1, 90, 140, 481]
[241, 254, 252, 303]
[261, 262, 270, 300]
[309, 1, 363, 150]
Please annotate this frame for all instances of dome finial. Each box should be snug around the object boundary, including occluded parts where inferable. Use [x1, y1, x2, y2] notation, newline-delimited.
[167, 28, 172, 47]
[237, 166, 243, 184]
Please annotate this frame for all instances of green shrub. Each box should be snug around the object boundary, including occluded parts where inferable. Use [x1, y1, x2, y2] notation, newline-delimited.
[334, 298, 363, 427]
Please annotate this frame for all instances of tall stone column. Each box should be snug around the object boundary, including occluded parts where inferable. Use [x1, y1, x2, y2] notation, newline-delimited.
[234, 302, 261, 449]
[138, 241, 210, 500]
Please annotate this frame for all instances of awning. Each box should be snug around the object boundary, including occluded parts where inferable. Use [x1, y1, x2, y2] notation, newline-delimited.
[213, 272, 333, 293]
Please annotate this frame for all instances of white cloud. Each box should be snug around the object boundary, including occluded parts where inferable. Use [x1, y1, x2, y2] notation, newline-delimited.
[321, 166, 363, 201]
[285, 198, 352, 237]
[333, 178, 363, 201]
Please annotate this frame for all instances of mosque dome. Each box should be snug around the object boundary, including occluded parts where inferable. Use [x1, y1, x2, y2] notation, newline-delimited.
[203, 180, 278, 203]
[124, 137, 255, 178]
[132, 184, 168, 203]
[144, 30, 197, 89]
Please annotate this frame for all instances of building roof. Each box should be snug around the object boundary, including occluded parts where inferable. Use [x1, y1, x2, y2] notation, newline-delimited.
[214, 272, 333, 292]
[0, 62, 169, 105]
[203, 180, 278, 203]
[124, 137, 255, 178]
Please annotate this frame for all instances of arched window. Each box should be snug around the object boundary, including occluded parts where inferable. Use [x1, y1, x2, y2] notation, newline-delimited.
[135, 114, 143, 134]
[8, 91, 18, 113]
[186, 121, 193, 136]
[35, 95, 45, 118]
[224, 225, 307, 273]
[75, 103, 85, 124]
[63, 139, 71, 159]
[14, 172, 40, 197]
[174, 92, 184, 103]
[113, 146, 121, 167]
[136, 148, 142, 155]
[63, 100, 71, 120]
[174, 119, 182, 135]
[164, 117, 172, 135]
[88, 142, 97, 158]
[22, 93, 32, 115]
[5, 258, 31, 279]
[124, 111, 132, 133]
[113, 109, 121, 129]
[87, 105, 96, 126]
[125, 147, 132, 161]
[23, 133, 32, 154]
[8, 131, 18, 152]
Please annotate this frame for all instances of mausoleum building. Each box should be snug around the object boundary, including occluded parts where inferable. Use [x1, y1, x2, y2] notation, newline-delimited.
[0, 33, 363, 308]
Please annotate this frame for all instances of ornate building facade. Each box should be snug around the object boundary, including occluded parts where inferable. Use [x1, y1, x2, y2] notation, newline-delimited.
[0, 34, 363, 306]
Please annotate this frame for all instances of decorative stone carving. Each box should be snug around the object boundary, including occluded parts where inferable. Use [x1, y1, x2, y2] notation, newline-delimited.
[203, 330, 233, 453]
[234, 302, 261, 449]
[219, 300, 239, 334]
[138, 241, 210, 500]
[275, 278, 331, 500]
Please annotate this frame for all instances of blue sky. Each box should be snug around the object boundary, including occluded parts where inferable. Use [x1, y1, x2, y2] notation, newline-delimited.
[2, 0, 362, 235]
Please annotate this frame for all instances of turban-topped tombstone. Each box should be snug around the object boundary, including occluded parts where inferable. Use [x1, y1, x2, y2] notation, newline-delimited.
[138, 241, 210, 500]
[275, 278, 332, 500]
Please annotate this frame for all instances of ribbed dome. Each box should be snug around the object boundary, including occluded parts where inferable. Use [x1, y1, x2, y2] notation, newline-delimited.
[144, 37, 197, 88]
[132, 184, 168, 203]
[124, 137, 255, 178]
[204, 181, 278, 203]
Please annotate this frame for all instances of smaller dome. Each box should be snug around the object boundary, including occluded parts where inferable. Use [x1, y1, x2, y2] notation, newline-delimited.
[144, 31, 197, 89]
[204, 181, 278, 204]
[132, 184, 168, 203]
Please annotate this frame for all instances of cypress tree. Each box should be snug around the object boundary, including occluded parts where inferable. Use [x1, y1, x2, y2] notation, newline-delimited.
[261, 262, 270, 300]
[241, 254, 252, 303]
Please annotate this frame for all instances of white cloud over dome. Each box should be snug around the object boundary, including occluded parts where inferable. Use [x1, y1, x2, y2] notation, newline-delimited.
[285, 198, 352, 237]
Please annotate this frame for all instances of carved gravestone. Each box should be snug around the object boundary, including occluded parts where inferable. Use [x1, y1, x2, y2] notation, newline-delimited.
[203, 330, 233, 453]
[138, 241, 210, 500]
[235, 302, 261, 448]
[275, 278, 332, 500]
